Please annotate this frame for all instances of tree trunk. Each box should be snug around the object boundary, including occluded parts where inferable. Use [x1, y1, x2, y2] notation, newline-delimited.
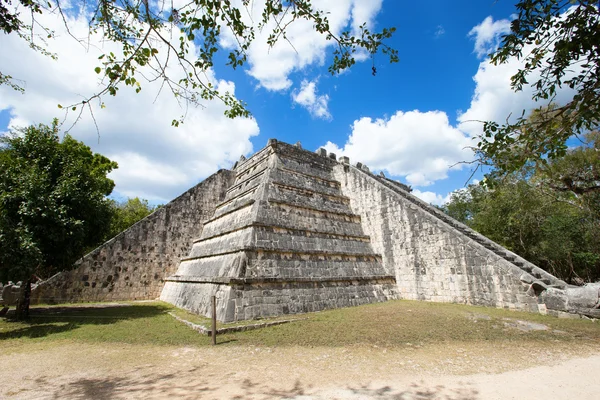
[15, 278, 31, 320]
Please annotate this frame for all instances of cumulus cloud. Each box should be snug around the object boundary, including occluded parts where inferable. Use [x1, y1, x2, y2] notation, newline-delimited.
[412, 189, 451, 206]
[0, 9, 259, 203]
[291, 80, 331, 119]
[322, 110, 472, 187]
[321, 10, 584, 192]
[220, 0, 383, 91]
[459, 15, 579, 138]
[468, 16, 511, 58]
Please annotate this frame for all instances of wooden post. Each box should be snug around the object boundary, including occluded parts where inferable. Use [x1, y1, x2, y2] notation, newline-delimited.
[211, 295, 217, 345]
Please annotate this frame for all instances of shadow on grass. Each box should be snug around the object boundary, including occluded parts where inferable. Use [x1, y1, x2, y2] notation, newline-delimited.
[47, 371, 479, 400]
[0, 304, 170, 341]
[0, 323, 77, 339]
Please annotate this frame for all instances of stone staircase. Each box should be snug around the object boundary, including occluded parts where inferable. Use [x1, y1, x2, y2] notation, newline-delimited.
[354, 167, 569, 290]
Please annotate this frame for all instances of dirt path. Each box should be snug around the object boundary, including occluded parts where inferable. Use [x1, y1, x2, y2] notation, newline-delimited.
[1, 340, 598, 399]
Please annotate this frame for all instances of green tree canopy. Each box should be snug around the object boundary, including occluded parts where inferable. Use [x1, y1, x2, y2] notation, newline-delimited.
[443, 172, 599, 284]
[107, 197, 160, 240]
[0, 121, 117, 317]
[480, 0, 600, 177]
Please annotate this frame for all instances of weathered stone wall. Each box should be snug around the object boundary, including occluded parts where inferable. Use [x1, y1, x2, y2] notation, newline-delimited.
[333, 164, 541, 312]
[31, 169, 235, 304]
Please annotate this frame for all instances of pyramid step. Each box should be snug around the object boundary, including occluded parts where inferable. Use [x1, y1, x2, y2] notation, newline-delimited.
[165, 274, 396, 285]
[234, 147, 273, 177]
[188, 228, 377, 258]
[181, 247, 383, 262]
[279, 166, 341, 188]
[195, 223, 371, 244]
[215, 185, 260, 210]
[269, 199, 361, 220]
[203, 200, 255, 226]
[227, 167, 267, 195]
[257, 209, 366, 238]
[279, 153, 335, 173]
[272, 181, 350, 204]
[272, 170, 342, 197]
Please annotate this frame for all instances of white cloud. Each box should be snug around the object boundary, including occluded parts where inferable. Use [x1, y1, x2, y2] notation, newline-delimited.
[220, 0, 383, 91]
[412, 189, 451, 206]
[468, 16, 511, 58]
[291, 79, 331, 119]
[0, 9, 259, 203]
[322, 110, 472, 187]
[321, 10, 585, 193]
[459, 15, 579, 138]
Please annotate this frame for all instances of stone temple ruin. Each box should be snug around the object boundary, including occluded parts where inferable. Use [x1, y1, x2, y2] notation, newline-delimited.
[24, 139, 600, 321]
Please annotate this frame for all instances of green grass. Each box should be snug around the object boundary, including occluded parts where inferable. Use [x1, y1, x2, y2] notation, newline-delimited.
[0, 303, 212, 347]
[1, 300, 599, 349]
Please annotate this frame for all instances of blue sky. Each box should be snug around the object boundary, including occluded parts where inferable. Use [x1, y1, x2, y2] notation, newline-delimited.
[0, 1, 567, 205]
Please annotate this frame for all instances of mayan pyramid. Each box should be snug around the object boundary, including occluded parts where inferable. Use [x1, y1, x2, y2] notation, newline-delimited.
[33, 138, 600, 321]
[159, 140, 399, 321]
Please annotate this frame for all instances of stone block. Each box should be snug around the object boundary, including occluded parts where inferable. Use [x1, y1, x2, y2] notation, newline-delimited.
[316, 148, 327, 157]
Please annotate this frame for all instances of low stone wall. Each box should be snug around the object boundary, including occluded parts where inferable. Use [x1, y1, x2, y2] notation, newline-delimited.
[161, 277, 397, 321]
[334, 164, 540, 312]
[31, 170, 235, 304]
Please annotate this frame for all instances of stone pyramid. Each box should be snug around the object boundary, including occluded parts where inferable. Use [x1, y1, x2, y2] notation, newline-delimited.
[34, 139, 600, 321]
[160, 140, 398, 321]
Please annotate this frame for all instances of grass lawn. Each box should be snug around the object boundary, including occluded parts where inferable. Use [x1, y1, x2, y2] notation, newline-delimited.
[1, 300, 599, 351]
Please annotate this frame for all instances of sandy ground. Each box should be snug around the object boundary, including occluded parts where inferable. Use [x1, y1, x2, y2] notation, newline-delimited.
[1, 340, 599, 399]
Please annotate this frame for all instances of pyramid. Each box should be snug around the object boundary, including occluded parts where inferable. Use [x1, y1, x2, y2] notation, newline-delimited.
[34, 139, 599, 321]
[160, 140, 398, 321]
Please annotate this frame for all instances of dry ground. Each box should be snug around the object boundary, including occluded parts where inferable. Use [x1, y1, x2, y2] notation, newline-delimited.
[1, 300, 599, 399]
[2, 336, 599, 399]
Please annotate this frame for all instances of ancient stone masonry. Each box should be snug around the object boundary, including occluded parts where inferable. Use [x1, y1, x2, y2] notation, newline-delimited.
[31, 170, 235, 304]
[332, 162, 600, 319]
[30, 139, 600, 320]
[160, 140, 398, 321]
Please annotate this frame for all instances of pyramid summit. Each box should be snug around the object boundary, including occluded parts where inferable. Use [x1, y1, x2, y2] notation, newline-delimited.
[30, 139, 600, 321]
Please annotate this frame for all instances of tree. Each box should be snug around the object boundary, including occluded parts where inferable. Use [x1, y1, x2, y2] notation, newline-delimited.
[0, 1, 398, 125]
[538, 130, 600, 195]
[107, 197, 159, 240]
[478, 102, 600, 195]
[442, 174, 600, 284]
[0, 121, 117, 319]
[479, 0, 600, 177]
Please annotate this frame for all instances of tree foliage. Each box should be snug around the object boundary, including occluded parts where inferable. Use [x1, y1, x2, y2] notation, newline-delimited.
[0, 1, 398, 125]
[443, 172, 600, 284]
[0, 121, 117, 316]
[478, 103, 600, 196]
[107, 197, 159, 240]
[479, 0, 600, 176]
[538, 130, 600, 194]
